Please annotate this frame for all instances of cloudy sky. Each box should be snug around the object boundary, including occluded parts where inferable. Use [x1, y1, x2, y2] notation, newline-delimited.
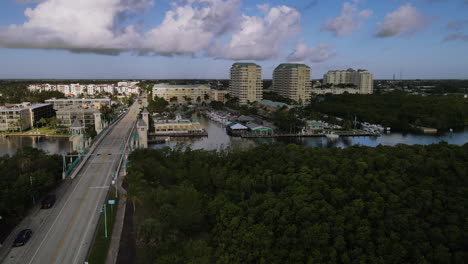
[0, 0, 467, 79]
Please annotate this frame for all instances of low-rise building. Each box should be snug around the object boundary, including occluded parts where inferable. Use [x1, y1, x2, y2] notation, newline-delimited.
[153, 84, 211, 104]
[0, 103, 54, 132]
[311, 87, 362, 95]
[45, 98, 111, 110]
[153, 115, 204, 134]
[226, 122, 249, 136]
[56, 106, 99, 128]
[321, 68, 373, 94]
[256, 100, 293, 112]
[211, 90, 229, 103]
[245, 122, 274, 136]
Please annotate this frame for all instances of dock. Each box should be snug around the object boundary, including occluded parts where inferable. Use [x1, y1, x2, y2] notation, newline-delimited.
[240, 132, 380, 138]
[148, 132, 208, 143]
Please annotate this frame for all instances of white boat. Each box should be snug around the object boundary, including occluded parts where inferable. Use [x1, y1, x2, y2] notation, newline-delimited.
[325, 132, 339, 139]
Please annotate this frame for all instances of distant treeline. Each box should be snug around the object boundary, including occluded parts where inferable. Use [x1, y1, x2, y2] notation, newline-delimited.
[306, 92, 468, 132]
[0, 148, 62, 240]
[126, 143, 468, 264]
[0, 84, 64, 104]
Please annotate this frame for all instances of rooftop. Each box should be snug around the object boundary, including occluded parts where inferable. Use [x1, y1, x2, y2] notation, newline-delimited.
[231, 62, 260, 68]
[275, 63, 310, 69]
[153, 84, 210, 89]
[70, 119, 84, 129]
[0, 103, 51, 111]
[258, 100, 293, 109]
[137, 118, 148, 127]
[45, 98, 111, 102]
[56, 106, 100, 113]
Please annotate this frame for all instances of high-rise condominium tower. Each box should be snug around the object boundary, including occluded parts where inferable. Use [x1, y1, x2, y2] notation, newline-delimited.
[229, 63, 263, 105]
[273, 63, 312, 104]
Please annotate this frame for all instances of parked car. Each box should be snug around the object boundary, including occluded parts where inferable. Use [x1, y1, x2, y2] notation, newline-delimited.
[41, 194, 56, 209]
[13, 229, 32, 247]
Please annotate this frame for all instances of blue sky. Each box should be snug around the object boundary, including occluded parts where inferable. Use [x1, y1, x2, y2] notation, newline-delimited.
[0, 0, 467, 79]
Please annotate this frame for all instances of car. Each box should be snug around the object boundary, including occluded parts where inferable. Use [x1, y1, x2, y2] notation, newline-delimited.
[41, 194, 56, 209]
[13, 229, 32, 247]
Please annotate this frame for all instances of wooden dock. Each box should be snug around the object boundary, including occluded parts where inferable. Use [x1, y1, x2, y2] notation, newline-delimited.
[148, 132, 208, 138]
[240, 132, 380, 138]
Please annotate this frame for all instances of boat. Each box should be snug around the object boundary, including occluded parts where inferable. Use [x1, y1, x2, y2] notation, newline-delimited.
[325, 132, 339, 139]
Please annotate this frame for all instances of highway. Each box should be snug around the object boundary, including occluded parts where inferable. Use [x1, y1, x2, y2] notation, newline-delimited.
[0, 101, 141, 264]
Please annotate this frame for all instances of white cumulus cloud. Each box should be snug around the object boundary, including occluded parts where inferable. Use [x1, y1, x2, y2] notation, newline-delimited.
[0, 0, 321, 61]
[0, 0, 153, 54]
[143, 0, 240, 55]
[209, 5, 301, 60]
[287, 41, 335, 63]
[321, 1, 373, 37]
[376, 3, 433, 37]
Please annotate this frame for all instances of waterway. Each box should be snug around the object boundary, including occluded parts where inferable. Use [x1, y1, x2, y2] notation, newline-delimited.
[149, 115, 468, 151]
[0, 136, 71, 156]
[0, 115, 466, 155]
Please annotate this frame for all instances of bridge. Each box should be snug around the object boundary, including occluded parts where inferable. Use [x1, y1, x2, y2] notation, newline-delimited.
[0, 100, 145, 264]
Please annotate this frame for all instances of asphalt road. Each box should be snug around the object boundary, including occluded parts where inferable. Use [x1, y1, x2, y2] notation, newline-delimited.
[1, 101, 141, 264]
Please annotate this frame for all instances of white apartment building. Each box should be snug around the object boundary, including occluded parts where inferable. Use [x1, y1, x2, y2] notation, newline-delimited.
[273, 63, 312, 104]
[28, 82, 140, 97]
[321, 68, 373, 94]
[230, 63, 263, 105]
[153, 84, 212, 104]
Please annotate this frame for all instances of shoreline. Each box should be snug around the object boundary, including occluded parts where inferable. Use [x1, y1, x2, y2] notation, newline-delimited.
[0, 134, 70, 138]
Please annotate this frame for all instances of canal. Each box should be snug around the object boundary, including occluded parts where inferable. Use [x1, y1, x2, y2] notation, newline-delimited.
[149, 115, 468, 151]
[0, 136, 71, 156]
[0, 115, 466, 155]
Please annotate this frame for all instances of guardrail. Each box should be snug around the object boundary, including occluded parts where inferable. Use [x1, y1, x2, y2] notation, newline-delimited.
[66, 111, 128, 180]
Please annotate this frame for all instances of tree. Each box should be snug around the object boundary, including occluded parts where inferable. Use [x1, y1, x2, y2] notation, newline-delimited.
[204, 93, 210, 101]
[47, 116, 58, 129]
[38, 118, 47, 128]
[17, 118, 27, 132]
[196, 96, 202, 104]
[170, 96, 178, 103]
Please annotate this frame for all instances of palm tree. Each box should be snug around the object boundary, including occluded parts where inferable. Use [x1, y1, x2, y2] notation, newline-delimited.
[8, 120, 16, 132]
[204, 93, 210, 101]
[17, 118, 27, 132]
[38, 118, 47, 128]
[196, 96, 202, 104]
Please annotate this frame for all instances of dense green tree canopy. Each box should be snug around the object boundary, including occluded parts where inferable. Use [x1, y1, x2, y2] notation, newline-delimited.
[306, 92, 468, 132]
[0, 148, 62, 240]
[126, 143, 468, 264]
[0, 84, 64, 104]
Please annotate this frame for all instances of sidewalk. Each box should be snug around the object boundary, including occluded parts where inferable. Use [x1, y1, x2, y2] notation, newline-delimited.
[105, 171, 128, 264]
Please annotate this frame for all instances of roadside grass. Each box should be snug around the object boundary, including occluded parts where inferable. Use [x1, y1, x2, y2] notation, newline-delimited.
[0, 126, 70, 136]
[87, 196, 119, 264]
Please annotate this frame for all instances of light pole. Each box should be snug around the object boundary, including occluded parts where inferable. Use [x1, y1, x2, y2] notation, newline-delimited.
[102, 204, 108, 238]
[29, 175, 35, 204]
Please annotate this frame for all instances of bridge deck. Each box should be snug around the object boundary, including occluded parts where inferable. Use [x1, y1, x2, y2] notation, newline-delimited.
[0, 101, 141, 264]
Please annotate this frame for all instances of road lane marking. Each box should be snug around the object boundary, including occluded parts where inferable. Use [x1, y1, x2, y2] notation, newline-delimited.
[50, 156, 109, 263]
[52, 122, 124, 263]
[25, 106, 137, 264]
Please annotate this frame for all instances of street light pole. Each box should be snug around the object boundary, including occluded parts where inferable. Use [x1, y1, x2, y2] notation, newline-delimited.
[29, 175, 35, 204]
[103, 204, 108, 238]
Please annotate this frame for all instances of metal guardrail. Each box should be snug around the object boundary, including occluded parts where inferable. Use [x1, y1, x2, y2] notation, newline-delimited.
[65, 111, 128, 179]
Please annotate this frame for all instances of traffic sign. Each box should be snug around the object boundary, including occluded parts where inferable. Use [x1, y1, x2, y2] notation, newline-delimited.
[108, 200, 115, 205]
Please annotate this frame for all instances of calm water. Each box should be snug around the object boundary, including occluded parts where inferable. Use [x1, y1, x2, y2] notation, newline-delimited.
[0, 136, 71, 156]
[1, 116, 465, 155]
[149, 115, 468, 151]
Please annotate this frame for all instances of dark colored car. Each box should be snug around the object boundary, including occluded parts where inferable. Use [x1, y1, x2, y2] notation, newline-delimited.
[13, 229, 32, 247]
[41, 194, 56, 209]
